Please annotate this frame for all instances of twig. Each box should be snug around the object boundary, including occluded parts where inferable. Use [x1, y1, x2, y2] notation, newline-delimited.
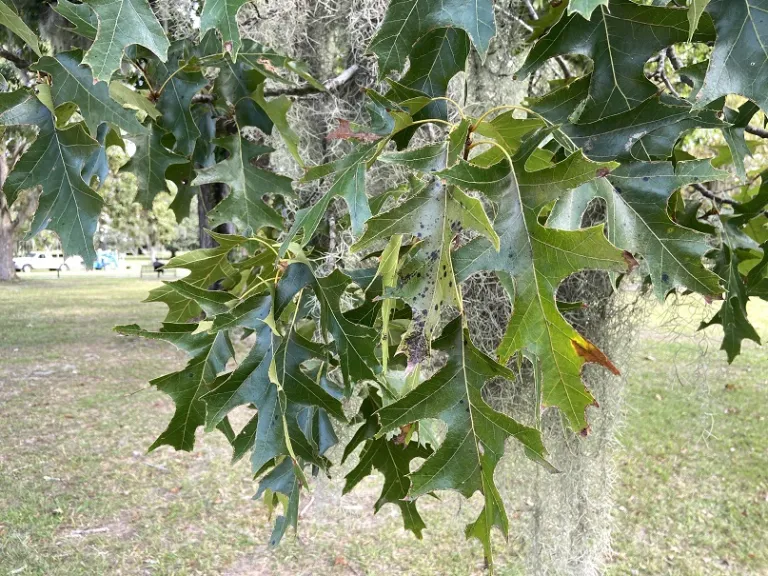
[692, 183, 739, 207]
[665, 46, 683, 71]
[263, 64, 360, 97]
[527, 68, 538, 96]
[522, 0, 539, 20]
[299, 495, 315, 517]
[502, 9, 533, 33]
[746, 124, 768, 139]
[130, 59, 156, 95]
[65, 527, 110, 537]
[191, 93, 215, 104]
[651, 50, 681, 98]
[191, 64, 360, 105]
[514, 1, 571, 79]
[0, 49, 30, 69]
[692, 182, 768, 218]
[555, 56, 572, 80]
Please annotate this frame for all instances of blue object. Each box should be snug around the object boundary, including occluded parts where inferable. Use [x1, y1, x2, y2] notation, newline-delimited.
[94, 250, 119, 270]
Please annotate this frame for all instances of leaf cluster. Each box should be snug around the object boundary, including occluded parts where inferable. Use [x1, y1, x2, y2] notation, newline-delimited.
[2, 0, 768, 569]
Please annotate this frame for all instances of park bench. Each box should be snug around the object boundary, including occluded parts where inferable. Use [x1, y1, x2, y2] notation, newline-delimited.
[140, 264, 177, 279]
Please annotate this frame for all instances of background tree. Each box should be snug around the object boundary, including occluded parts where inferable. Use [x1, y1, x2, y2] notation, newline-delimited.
[97, 147, 199, 258]
[97, 171, 197, 259]
[0, 0, 212, 277]
[0, 0, 91, 279]
[0, 132, 37, 280]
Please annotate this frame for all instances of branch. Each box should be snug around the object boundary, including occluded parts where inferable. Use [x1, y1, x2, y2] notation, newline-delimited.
[502, 9, 533, 33]
[746, 124, 768, 139]
[264, 64, 360, 97]
[191, 93, 215, 104]
[11, 189, 39, 230]
[555, 56, 572, 80]
[0, 49, 30, 69]
[191, 64, 361, 105]
[692, 182, 768, 218]
[654, 51, 681, 98]
[522, 0, 539, 20]
[665, 46, 683, 71]
[692, 182, 739, 207]
[511, 3, 571, 80]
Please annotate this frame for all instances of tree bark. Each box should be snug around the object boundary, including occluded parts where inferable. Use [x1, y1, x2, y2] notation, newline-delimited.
[0, 156, 16, 281]
[197, 183, 232, 249]
[0, 204, 15, 281]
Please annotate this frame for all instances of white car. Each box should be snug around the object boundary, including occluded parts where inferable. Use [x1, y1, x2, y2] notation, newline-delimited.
[14, 251, 83, 272]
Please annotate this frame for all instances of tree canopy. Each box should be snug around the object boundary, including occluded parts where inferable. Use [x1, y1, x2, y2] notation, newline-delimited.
[1, 0, 767, 569]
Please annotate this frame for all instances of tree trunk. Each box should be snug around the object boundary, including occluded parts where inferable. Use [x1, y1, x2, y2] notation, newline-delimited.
[0, 206, 15, 281]
[145, 209, 159, 262]
[197, 183, 232, 249]
[461, 9, 632, 574]
[0, 157, 16, 282]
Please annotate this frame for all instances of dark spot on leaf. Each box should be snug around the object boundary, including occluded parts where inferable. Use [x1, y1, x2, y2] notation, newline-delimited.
[596, 167, 611, 178]
[662, 272, 670, 283]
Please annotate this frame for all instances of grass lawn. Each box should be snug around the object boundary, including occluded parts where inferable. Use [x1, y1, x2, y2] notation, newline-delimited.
[0, 277, 766, 575]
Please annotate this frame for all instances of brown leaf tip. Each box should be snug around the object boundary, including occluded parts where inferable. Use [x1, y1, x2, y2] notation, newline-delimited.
[394, 424, 412, 446]
[596, 167, 611, 178]
[623, 251, 639, 272]
[257, 58, 279, 73]
[571, 336, 621, 376]
[327, 119, 380, 143]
